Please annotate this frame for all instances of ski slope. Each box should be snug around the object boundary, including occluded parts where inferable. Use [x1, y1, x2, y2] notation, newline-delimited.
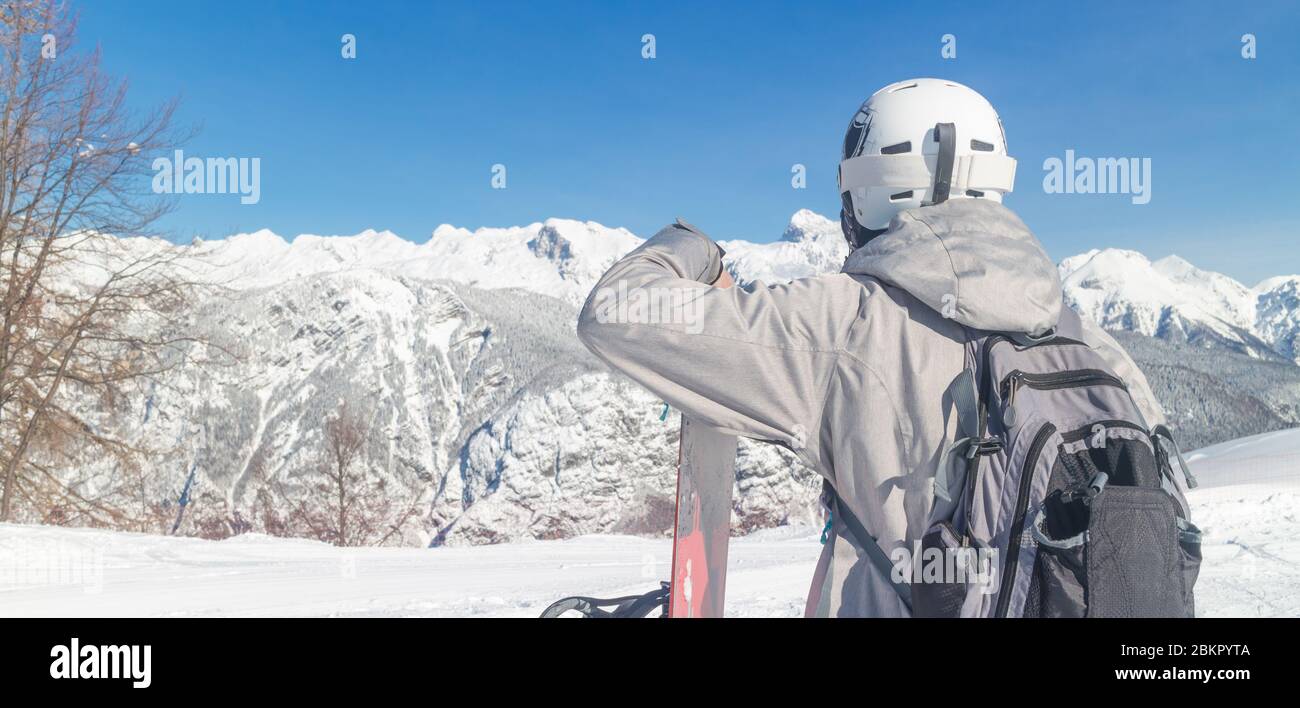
[1181, 428, 1300, 617]
[1, 429, 1297, 618]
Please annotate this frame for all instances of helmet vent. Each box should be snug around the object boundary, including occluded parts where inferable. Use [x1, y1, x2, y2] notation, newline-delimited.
[971, 139, 995, 152]
[966, 189, 985, 198]
[889, 190, 914, 201]
[880, 141, 911, 155]
[889, 82, 918, 93]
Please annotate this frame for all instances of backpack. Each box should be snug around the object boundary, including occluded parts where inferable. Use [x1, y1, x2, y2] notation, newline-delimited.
[830, 307, 1202, 617]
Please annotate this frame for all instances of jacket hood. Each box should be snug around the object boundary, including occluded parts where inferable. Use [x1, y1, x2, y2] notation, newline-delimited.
[842, 199, 1063, 335]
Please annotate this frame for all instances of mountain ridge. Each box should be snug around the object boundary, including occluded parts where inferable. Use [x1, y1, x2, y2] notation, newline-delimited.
[170, 210, 1300, 364]
[31, 210, 1300, 547]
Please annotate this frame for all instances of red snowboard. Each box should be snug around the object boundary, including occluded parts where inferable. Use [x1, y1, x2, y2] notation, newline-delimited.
[668, 417, 738, 618]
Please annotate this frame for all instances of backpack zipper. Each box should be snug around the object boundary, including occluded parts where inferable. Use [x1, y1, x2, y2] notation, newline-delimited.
[994, 422, 1056, 618]
[977, 336, 1088, 433]
[1001, 369, 1127, 427]
[968, 335, 1081, 538]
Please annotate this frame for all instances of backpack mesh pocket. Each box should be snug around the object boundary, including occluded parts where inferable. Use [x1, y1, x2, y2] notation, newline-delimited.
[1086, 487, 1186, 617]
[1027, 452, 1198, 618]
[1029, 490, 1089, 618]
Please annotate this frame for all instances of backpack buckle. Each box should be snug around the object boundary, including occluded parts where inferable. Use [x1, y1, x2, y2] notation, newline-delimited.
[965, 437, 1003, 459]
[937, 437, 1004, 504]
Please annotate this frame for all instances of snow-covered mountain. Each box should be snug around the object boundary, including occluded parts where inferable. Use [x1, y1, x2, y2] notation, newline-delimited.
[195, 219, 641, 307]
[35, 209, 1300, 548]
[1255, 275, 1300, 364]
[1059, 249, 1300, 364]
[176, 210, 849, 308]
[58, 266, 820, 547]
[719, 209, 850, 284]
[181, 212, 1300, 368]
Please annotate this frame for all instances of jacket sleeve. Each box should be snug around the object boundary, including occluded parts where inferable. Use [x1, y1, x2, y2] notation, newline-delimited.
[1078, 317, 1168, 428]
[576, 219, 860, 463]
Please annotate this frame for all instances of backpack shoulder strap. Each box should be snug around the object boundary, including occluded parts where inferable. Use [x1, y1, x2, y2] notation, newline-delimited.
[933, 367, 983, 503]
[933, 326, 998, 503]
[824, 480, 912, 612]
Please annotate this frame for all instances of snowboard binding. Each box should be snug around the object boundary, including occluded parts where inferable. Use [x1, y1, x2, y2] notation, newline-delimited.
[539, 582, 670, 618]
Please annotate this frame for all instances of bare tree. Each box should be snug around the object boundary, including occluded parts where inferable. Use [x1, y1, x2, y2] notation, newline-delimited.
[0, 1, 211, 526]
[273, 403, 422, 547]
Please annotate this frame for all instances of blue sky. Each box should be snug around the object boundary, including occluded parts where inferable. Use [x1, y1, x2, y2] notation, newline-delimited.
[78, 0, 1298, 283]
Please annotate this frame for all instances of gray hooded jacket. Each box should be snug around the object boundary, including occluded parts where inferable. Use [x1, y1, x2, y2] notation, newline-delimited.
[576, 199, 1164, 617]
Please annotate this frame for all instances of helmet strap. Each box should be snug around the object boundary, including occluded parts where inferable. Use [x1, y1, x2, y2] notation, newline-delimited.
[927, 122, 956, 204]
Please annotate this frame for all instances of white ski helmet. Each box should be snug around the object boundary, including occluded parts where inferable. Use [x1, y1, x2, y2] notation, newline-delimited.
[838, 78, 1017, 248]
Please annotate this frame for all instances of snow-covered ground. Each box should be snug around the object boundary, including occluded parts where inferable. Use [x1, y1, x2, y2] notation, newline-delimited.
[0, 523, 818, 618]
[2, 429, 1297, 617]
[1181, 428, 1300, 618]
